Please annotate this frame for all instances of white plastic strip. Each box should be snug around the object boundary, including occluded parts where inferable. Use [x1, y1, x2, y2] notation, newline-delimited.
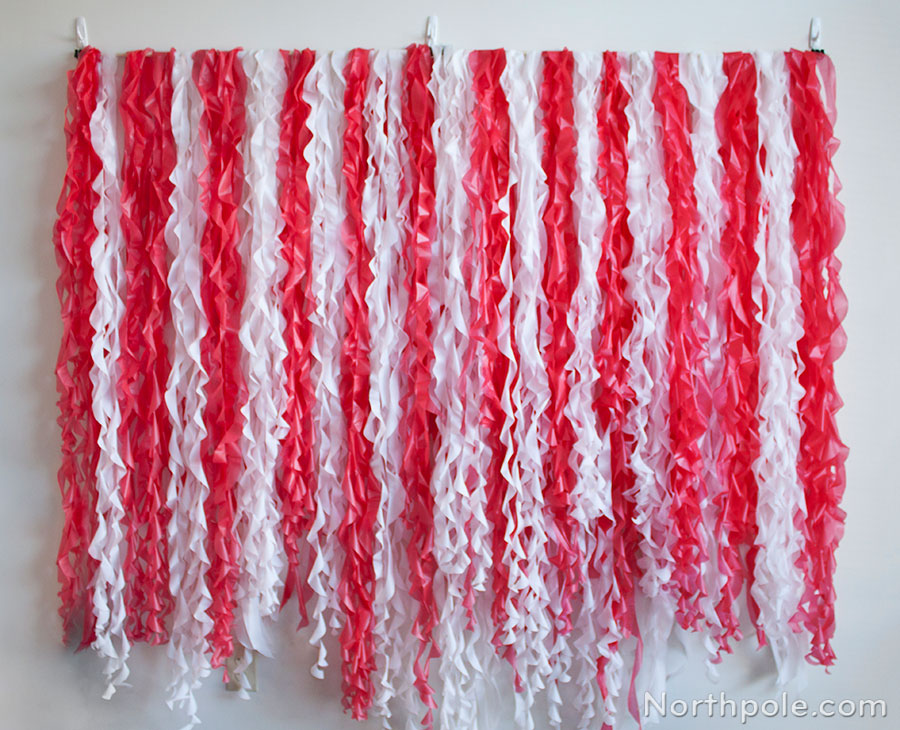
[621, 51, 675, 715]
[679, 51, 729, 672]
[87, 50, 131, 702]
[431, 46, 478, 730]
[503, 49, 553, 730]
[234, 50, 289, 667]
[567, 50, 611, 729]
[751, 50, 809, 686]
[304, 50, 349, 678]
[164, 51, 213, 729]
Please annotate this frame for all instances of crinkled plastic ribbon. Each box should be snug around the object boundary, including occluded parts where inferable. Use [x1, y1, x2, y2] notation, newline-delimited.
[363, 49, 419, 729]
[538, 47, 582, 643]
[431, 46, 480, 730]
[118, 49, 176, 646]
[786, 49, 848, 668]
[337, 47, 379, 720]
[87, 49, 131, 698]
[304, 50, 349, 678]
[193, 49, 249, 670]
[653, 52, 711, 632]
[464, 49, 519, 668]
[275, 48, 317, 622]
[622, 51, 675, 720]
[538, 50, 585, 729]
[54, 45, 102, 649]
[713, 52, 763, 652]
[748, 50, 810, 684]
[568, 50, 611, 729]
[502, 49, 554, 730]
[594, 51, 638, 727]
[399, 43, 441, 727]
[164, 50, 214, 728]
[234, 49, 289, 668]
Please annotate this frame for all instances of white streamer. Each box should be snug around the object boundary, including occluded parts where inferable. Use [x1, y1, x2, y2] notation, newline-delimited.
[621, 51, 675, 715]
[87, 50, 131, 701]
[430, 47, 479, 730]
[233, 50, 289, 669]
[304, 51, 349, 678]
[164, 51, 213, 729]
[568, 51, 616, 730]
[679, 51, 729, 673]
[504, 49, 554, 730]
[751, 50, 809, 686]
[363, 49, 417, 727]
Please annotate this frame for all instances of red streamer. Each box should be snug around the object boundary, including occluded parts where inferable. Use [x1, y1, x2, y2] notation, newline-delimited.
[539, 49, 582, 636]
[193, 49, 248, 669]
[337, 48, 378, 720]
[653, 52, 710, 631]
[276, 49, 317, 625]
[53, 46, 102, 648]
[713, 52, 763, 651]
[786, 50, 848, 667]
[594, 50, 642, 716]
[464, 48, 517, 665]
[117, 50, 176, 645]
[400, 43, 440, 726]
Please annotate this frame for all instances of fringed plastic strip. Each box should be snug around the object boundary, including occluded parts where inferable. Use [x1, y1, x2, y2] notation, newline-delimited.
[276, 48, 317, 622]
[787, 49, 848, 668]
[305, 50, 349, 678]
[337, 47, 378, 720]
[365, 49, 418, 728]
[622, 51, 674, 719]
[750, 50, 809, 684]
[118, 49, 176, 646]
[431, 46, 480, 730]
[569, 50, 609, 729]
[88, 50, 130, 698]
[713, 52, 763, 652]
[164, 50, 213, 728]
[678, 51, 730, 671]
[538, 50, 584, 728]
[234, 49, 289, 665]
[193, 49, 249, 670]
[399, 43, 441, 728]
[503, 49, 553, 730]
[538, 49, 582, 644]
[464, 49, 519, 666]
[54, 45, 102, 649]
[594, 52, 637, 727]
[653, 52, 710, 632]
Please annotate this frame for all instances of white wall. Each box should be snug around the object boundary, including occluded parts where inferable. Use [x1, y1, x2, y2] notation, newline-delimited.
[1, 1, 897, 728]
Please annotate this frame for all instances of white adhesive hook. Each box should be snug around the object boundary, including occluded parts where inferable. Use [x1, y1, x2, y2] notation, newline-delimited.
[809, 17, 823, 52]
[74, 17, 89, 55]
[425, 15, 439, 47]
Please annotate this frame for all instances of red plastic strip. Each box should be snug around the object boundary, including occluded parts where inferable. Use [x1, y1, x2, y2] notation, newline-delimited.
[53, 46, 102, 648]
[594, 50, 643, 713]
[337, 48, 378, 720]
[653, 52, 710, 632]
[539, 49, 582, 636]
[400, 43, 440, 727]
[713, 51, 763, 651]
[786, 50, 848, 667]
[193, 49, 249, 669]
[276, 49, 317, 626]
[117, 50, 176, 645]
[464, 48, 517, 665]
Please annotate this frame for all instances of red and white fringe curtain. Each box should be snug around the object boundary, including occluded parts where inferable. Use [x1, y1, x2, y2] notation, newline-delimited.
[54, 44, 847, 730]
